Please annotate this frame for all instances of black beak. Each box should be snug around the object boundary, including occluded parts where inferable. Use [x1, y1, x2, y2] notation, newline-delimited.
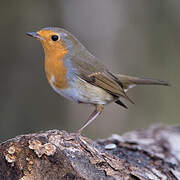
[26, 32, 42, 40]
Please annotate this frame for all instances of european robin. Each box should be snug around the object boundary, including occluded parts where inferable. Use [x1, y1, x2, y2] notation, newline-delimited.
[27, 27, 170, 134]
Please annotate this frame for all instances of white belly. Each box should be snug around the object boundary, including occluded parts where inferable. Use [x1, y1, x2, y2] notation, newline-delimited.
[50, 76, 114, 105]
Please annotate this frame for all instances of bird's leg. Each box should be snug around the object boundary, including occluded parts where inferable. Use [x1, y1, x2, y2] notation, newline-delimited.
[77, 104, 104, 134]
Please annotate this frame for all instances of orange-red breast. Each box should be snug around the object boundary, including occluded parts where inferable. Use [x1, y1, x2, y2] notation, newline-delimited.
[27, 27, 170, 134]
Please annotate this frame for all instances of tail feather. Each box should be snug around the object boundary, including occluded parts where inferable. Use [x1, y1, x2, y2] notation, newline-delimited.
[116, 74, 170, 92]
[115, 100, 128, 109]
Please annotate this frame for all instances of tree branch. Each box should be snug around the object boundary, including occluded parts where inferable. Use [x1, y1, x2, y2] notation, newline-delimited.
[0, 125, 180, 179]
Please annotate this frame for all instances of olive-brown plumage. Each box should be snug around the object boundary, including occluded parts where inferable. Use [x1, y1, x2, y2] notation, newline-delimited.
[27, 27, 170, 134]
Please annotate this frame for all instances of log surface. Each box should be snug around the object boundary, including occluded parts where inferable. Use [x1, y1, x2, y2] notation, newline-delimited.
[0, 125, 180, 180]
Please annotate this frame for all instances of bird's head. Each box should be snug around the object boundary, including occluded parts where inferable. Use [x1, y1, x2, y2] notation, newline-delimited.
[27, 27, 80, 57]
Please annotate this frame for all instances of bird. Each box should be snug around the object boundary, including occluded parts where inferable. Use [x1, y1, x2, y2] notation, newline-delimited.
[27, 27, 170, 134]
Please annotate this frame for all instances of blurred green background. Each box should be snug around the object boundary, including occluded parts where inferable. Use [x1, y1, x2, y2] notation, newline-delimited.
[0, 0, 179, 142]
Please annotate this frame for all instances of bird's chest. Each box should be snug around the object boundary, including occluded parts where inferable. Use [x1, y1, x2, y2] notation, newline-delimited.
[45, 56, 69, 89]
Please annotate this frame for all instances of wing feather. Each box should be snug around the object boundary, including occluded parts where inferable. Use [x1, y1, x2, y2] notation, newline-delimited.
[69, 56, 133, 103]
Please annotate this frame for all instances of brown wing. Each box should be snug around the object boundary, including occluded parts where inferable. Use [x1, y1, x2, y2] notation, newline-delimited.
[88, 72, 130, 100]
[70, 55, 134, 103]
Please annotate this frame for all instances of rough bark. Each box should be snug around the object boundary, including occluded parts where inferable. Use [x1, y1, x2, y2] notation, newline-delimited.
[0, 125, 180, 180]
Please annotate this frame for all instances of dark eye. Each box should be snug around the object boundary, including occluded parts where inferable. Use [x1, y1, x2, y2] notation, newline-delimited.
[51, 35, 59, 41]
